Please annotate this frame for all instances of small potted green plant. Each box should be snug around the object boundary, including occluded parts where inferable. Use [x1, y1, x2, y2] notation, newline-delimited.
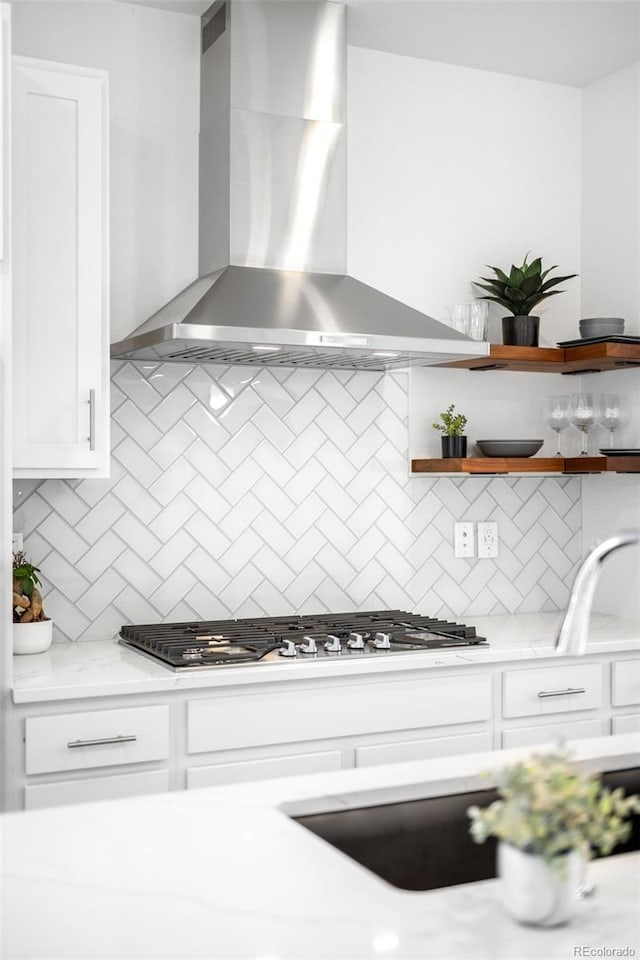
[12, 550, 52, 655]
[468, 751, 640, 927]
[473, 254, 577, 347]
[432, 403, 467, 458]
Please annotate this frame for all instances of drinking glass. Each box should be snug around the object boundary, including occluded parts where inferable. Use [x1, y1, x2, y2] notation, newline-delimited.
[570, 393, 597, 456]
[598, 393, 623, 448]
[544, 395, 571, 457]
[468, 301, 488, 341]
[448, 303, 470, 336]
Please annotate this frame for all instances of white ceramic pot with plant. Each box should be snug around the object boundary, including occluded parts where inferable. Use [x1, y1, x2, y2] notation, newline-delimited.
[12, 551, 52, 655]
[468, 751, 640, 928]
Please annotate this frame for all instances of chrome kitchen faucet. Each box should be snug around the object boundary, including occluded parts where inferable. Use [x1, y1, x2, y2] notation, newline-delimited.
[556, 530, 640, 656]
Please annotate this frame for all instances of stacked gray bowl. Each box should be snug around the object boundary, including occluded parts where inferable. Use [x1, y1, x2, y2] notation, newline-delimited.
[579, 318, 625, 339]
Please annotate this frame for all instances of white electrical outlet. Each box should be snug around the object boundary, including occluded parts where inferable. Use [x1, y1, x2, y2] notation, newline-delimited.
[478, 522, 499, 558]
[454, 522, 475, 558]
[12, 533, 23, 553]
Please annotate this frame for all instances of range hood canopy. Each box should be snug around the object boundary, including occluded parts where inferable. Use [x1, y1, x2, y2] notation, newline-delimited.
[110, 0, 487, 371]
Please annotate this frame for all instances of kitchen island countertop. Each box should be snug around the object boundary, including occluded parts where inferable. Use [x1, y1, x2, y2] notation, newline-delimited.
[12, 611, 640, 703]
[2, 732, 639, 959]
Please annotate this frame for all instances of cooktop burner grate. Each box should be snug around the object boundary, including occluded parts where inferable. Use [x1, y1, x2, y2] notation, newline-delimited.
[119, 610, 488, 671]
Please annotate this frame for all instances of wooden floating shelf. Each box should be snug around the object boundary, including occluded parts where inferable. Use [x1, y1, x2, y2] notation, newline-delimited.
[435, 342, 640, 374]
[436, 345, 568, 373]
[563, 341, 640, 373]
[411, 457, 640, 475]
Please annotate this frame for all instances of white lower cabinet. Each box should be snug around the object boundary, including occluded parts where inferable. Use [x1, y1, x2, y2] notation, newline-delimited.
[355, 731, 492, 767]
[25, 770, 169, 810]
[187, 751, 342, 790]
[502, 718, 605, 749]
[612, 715, 640, 735]
[25, 705, 169, 775]
[612, 660, 640, 708]
[502, 663, 602, 719]
[187, 674, 491, 755]
[13, 651, 639, 810]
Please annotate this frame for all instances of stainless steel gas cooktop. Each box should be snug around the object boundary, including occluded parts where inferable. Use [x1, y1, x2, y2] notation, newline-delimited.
[118, 610, 488, 671]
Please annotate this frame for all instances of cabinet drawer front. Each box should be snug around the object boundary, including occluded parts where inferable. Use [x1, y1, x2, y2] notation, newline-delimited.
[26, 705, 169, 774]
[502, 664, 602, 719]
[356, 732, 492, 768]
[24, 770, 169, 810]
[612, 661, 640, 707]
[188, 674, 491, 755]
[187, 751, 342, 789]
[502, 719, 604, 749]
[612, 715, 640, 735]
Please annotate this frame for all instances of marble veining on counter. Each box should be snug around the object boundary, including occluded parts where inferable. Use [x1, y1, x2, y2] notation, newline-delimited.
[2, 734, 639, 959]
[11, 611, 640, 703]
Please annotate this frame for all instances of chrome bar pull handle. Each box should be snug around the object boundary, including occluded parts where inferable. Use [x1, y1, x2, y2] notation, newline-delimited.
[88, 389, 96, 451]
[537, 687, 586, 699]
[67, 734, 137, 749]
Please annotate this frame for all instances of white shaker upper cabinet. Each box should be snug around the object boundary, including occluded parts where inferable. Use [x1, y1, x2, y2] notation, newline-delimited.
[12, 57, 109, 477]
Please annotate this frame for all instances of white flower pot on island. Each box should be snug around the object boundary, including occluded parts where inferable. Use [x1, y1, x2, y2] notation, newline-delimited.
[498, 841, 583, 927]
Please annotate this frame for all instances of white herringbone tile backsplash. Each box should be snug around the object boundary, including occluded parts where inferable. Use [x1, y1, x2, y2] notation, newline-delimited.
[14, 363, 581, 642]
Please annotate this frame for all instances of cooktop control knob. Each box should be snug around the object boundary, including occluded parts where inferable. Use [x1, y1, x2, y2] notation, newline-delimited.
[278, 639, 298, 658]
[347, 632, 365, 650]
[300, 635, 317, 655]
[373, 632, 391, 650]
[324, 634, 341, 653]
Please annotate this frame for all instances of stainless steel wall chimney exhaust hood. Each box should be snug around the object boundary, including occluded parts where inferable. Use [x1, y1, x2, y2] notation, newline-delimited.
[111, 0, 488, 371]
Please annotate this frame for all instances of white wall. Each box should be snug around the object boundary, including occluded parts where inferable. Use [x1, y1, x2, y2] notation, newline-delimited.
[0, 1, 12, 812]
[580, 366, 640, 619]
[580, 63, 640, 616]
[410, 368, 591, 461]
[581, 474, 640, 619]
[347, 46, 582, 346]
[581, 61, 640, 335]
[11, 0, 200, 342]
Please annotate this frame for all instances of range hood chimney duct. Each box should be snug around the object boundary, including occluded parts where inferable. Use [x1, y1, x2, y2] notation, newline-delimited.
[111, 0, 487, 371]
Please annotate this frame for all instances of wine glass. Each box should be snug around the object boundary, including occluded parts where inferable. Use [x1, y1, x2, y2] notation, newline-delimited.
[544, 395, 571, 457]
[598, 393, 623, 449]
[570, 393, 597, 456]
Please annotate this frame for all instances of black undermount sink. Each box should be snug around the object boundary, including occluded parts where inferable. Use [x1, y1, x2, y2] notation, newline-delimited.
[293, 768, 640, 892]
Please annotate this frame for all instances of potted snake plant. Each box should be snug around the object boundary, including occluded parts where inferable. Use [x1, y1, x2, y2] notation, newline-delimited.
[12, 551, 52, 654]
[473, 254, 577, 346]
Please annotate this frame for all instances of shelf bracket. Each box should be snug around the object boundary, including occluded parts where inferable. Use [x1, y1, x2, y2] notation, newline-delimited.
[469, 363, 509, 371]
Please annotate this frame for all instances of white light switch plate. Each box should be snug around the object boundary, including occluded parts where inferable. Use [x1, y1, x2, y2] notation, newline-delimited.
[454, 522, 475, 558]
[12, 533, 23, 553]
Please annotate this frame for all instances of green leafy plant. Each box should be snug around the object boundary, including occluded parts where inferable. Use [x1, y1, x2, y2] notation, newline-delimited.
[432, 403, 467, 437]
[13, 550, 47, 624]
[468, 751, 640, 872]
[473, 254, 577, 317]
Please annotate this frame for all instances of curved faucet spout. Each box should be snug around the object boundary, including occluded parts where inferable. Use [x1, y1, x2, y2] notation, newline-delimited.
[556, 530, 640, 656]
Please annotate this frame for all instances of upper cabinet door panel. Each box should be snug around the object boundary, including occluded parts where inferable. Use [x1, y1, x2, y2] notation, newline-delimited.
[12, 58, 109, 477]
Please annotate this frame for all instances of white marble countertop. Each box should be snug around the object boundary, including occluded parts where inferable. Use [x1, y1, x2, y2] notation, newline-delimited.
[2, 733, 639, 959]
[12, 612, 640, 703]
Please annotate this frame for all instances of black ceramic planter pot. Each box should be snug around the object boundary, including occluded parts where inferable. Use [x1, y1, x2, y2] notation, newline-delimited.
[502, 315, 540, 347]
[441, 436, 467, 458]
